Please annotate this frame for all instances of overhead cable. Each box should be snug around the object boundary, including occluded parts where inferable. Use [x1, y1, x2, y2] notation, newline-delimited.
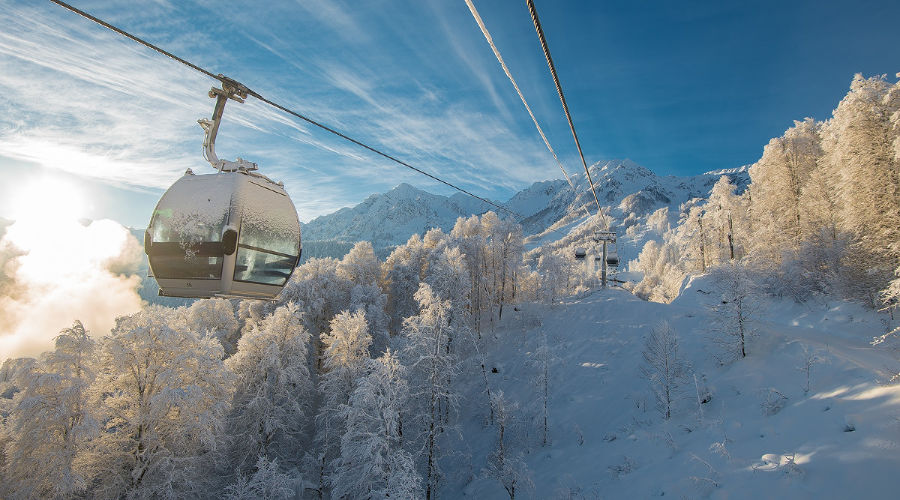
[525, 0, 603, 216]
[464, 0, 591, 220]
[49, 0, 521, 220]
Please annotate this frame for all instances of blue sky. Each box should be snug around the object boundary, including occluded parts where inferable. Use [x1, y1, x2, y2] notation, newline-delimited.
[0, 0, 898, 227]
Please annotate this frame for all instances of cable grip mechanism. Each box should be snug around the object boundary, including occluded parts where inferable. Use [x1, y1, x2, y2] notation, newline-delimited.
[198, 75, 257, 172]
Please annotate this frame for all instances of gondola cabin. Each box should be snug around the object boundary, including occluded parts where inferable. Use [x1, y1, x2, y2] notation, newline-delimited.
[145, 169, 301, 299]
[574, 248, 587, 260]
[606, 251, 619, 268]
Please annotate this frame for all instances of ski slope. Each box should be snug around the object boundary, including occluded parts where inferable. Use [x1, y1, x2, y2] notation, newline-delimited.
[448, 277, 900, 498]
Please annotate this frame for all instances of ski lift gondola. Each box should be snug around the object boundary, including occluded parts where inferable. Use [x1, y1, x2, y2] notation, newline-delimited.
[574, 248, 587, 260]
[605, 251, 619, 268]
[144, 80, 301, 300]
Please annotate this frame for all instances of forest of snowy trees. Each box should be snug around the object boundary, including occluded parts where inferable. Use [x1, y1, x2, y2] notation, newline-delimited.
[0, 212, 566, 499]
[631, 74, 900, 325]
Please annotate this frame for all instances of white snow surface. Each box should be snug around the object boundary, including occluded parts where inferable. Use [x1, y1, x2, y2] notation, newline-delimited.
[446, 276, 900, 499]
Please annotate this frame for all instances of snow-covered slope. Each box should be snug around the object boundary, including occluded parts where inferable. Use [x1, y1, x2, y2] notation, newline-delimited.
[448, 279, 900, 498]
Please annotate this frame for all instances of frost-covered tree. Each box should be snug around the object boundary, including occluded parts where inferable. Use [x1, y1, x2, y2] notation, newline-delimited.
[537, 253, 568, 305]
[426, 246, 473, 332]
[2, 321, 96, 499]
[489, 217, 525, 320]
[350, 283, 391, 356]
[483, 391, 532, 500]
[181, 298, 240, 356]
[646, 206, 671, 237]
[281, 257, 352, 336]
[874, 264, 900, 346]
[224, 456, 301, 500]
[823, 74, 900, 276]
[331, 350, 423, 499]
[530, 329, 553, 446]
[85, 306, 233, 499]
[316, 309, 373, 493]
[641, 321, 687, 419]
[338, 240, 380, 287]
[748, 118, 821, 264]
[225, 303, 312, 473]
[709, 263, 760, 361]
[705, 176, 748, 264]
[629, 239, 686, 303]
[400, 283, 460, 499]
[383, 234, 427, 334]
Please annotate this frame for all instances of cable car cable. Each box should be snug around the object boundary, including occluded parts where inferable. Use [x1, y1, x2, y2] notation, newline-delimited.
[524, 0, 603, 218]
[463, 0, 590, 221]
[49, 0, 522, 221]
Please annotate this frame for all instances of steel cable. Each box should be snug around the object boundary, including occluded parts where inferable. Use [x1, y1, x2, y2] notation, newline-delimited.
[525, 0, 603, 217]
[464, 0, 591, 220]
[49, 0, 522, 220]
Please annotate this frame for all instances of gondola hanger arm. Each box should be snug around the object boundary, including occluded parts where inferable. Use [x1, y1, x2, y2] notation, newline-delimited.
[199, 76, 257, 173]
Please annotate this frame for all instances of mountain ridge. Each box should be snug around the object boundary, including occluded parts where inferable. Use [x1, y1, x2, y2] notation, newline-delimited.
[301, 159, 749, 257]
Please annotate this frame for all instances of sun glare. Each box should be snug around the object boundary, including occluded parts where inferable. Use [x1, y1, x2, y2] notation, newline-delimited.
[9, 175, 88, 224]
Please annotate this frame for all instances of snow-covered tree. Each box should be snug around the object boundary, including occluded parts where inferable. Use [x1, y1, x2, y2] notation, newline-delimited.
[331, 350, 423, 499]
[224, 456, 301, 500]
[641, 321, 687, 419]
[281, 257, 352, 336]
[629, 239, 686, 303]
[338, 240, 380, 287]
[383, 234, 427, 334]
[316, 309, 373, 493]
[704, 176, 748, 264]
[225, 303, 312, 472]
[823, 74, 900, 277]
[350, 283, 391, 356]
[2, 321, 96, 499]
[483, 391, 532, 500]
[708, 263, 760, 361]
[748, 118, 821, 264]
[426, 246, 473, 332]
[181, 298, 240, 356]
[85, 306, 233, 499]
[400, 283, 460, 499]
[537, 253, 568, 305]
[530, 329, 553, 446]
[646, 206, 671, 237]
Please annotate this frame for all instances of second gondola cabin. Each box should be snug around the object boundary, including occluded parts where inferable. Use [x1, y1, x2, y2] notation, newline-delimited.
[145, 168, 301, 300]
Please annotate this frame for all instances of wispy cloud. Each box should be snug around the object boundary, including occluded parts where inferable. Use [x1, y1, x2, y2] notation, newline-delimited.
[2, 0, 566, 224]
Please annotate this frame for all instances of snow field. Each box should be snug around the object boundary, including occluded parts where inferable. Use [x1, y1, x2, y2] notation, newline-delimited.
[448, 278, 900, 499]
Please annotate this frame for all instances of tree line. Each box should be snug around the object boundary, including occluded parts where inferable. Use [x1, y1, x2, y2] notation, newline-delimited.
[632, 73, 900, 315]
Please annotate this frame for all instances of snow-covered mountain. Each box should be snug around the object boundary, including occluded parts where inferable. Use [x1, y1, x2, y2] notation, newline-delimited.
[300, 183, 495, 256]
[301, 159, 749, 258]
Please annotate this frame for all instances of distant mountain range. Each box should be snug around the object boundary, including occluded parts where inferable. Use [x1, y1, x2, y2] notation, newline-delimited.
[301, 159, 749, 258]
